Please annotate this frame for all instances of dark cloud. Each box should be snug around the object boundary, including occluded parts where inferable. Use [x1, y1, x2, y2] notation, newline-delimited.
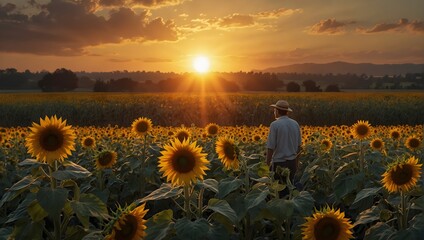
[308, 18, 351, 35]
[100, 0, 187, 8]
[0, 0, 179, 55]
[365, 18, 424, 34]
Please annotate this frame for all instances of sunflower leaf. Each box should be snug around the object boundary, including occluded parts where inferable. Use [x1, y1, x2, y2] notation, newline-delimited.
[70, 193, 109, 229]
[354, 205, 381, 226]
[244, 188, 269, 212]
[351, 187, 382, 210]
[207, 198, 238, 224]
[137, 183, 183, 203]
[216, 177, 243, 199]
[201, 179, 219, 193]
[175, 218, 209, 240]
[363, 222, 394, 240]
[52, 161, 91, 180]
[292, 191, 314, 217]
[0, 175, 40, 208]
[36, 187, 69, 218]
[146, 210, 174, 240]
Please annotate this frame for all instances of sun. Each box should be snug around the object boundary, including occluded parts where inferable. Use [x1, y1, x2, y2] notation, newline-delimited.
[192, 56, 210, 73]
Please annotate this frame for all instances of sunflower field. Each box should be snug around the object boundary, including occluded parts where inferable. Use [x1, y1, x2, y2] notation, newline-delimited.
[0, 92, 423, 240]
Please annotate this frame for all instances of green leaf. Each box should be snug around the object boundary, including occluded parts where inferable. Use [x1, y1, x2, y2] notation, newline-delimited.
[265, 199, 295, 221]
[175, 218, 209, 240]
[52, 161, 91, 180]
[6, 193, 36, 223]
[0, 227, 13, 240]
[138, 183, 182, 203]
[410, 213, 424, 232]
[292, 191, 314, 216]
[36, 187, 69, 218]
[333, 172, 365, 199]
[145, 210, 174, 240]
[0, 175, 40, 208]
[244, 188, 269, 212]
[12, 220, 44, 240]
[351, 187, 382, 210]
[363, 222, 394, 240]
[411, 196, 424, 210]
[207, 198, 238, 224]
[206, 223, 230, 240]
[27, 200, 48, 222]
[216, 178, 243, 199]
[18, 159, 46, 166]
[71, 193, 109, 229]
[81, 230, 104, 240]
[354, 205, 381, 226]
[201, 179, 219, 193]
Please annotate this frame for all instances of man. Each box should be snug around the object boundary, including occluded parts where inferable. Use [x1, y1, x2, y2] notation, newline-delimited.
[266, 100, 302, 196]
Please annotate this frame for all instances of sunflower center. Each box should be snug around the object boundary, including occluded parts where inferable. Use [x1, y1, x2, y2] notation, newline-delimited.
[314, 217, 341, 240]
[98, 152, 113, 166]
[223, 143, 235, 160]
[172, 150, 196, 173]
[407, 138, 420, 149]
[391, 131, 400, 139]
[115, 214, 138, 240]
[207, 126, 218, 135]
[136, 122, 149, 133]
[83, 138, 94, 147]
[372, 140, 382, 149]
[391, 164, 413, 185]
[177, 132, 189, 142]
[356, 125, 369, 136]
[40, 128, 64, 151]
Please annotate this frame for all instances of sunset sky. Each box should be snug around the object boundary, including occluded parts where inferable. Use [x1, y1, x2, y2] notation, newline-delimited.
[1, 0, 423, 73]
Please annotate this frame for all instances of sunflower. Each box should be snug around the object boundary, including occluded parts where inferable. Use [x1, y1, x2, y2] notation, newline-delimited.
[81, 136, 96, 149]
[404, 135, 421, 151]
[389, 128, 401, 140]
[215, 136, 240, 170]
[381, 156, 422, 193]
[25, 115, 76, 164]
[106, 203, 149, 240]
[320, 138, 333, 152]
[131, 117, 153, 136]
[370, 138, 385, 151]
[158, 138, 209, 186]
[351, 120, 372, 140]
[95, 150, 118, 170]
[175, 128, 191, 142]
[205, 123, 219, 137]
[302, 206, 354, 240]
[252, 134, 262, 142]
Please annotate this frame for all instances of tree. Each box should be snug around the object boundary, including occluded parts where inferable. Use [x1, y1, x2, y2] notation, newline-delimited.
[325, 84, 340, 92]
[286, 81, 301, 92]
[93, 80, 109, 92]
[303, 80, 322, 92]
[38, 68, 78, 92]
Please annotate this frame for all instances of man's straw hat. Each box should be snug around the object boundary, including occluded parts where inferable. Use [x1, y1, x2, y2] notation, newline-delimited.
[270, 100, 293, 112]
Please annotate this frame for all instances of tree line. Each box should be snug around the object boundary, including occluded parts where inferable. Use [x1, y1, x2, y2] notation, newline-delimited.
[1, 68, 423, 92]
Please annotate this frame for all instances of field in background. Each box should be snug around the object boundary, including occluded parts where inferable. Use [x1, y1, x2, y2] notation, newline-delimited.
[1, 91, 423, 127]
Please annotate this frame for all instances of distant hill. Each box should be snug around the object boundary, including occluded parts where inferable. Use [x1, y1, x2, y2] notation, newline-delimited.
[262, 61, 424, 75]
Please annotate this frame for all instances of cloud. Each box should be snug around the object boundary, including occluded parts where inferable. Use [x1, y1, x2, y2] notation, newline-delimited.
[0, 1, 179, 55]
[308, 18, 353, 35]
[186, 7, 302, 31]
[363, 18, 424, 34]
[255, 8, 303, 19]
[99, 0, 187, 8]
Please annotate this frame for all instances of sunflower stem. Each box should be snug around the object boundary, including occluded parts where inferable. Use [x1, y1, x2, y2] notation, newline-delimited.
[400, 190, 407, 230]
[359, 139, 364, 172]
[184, 185, 192, 219]
[197, 187, 205, 218]
[97, 170, 104, 191]
[49, 160, 61, 240]
[140, 134, 147, 197]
